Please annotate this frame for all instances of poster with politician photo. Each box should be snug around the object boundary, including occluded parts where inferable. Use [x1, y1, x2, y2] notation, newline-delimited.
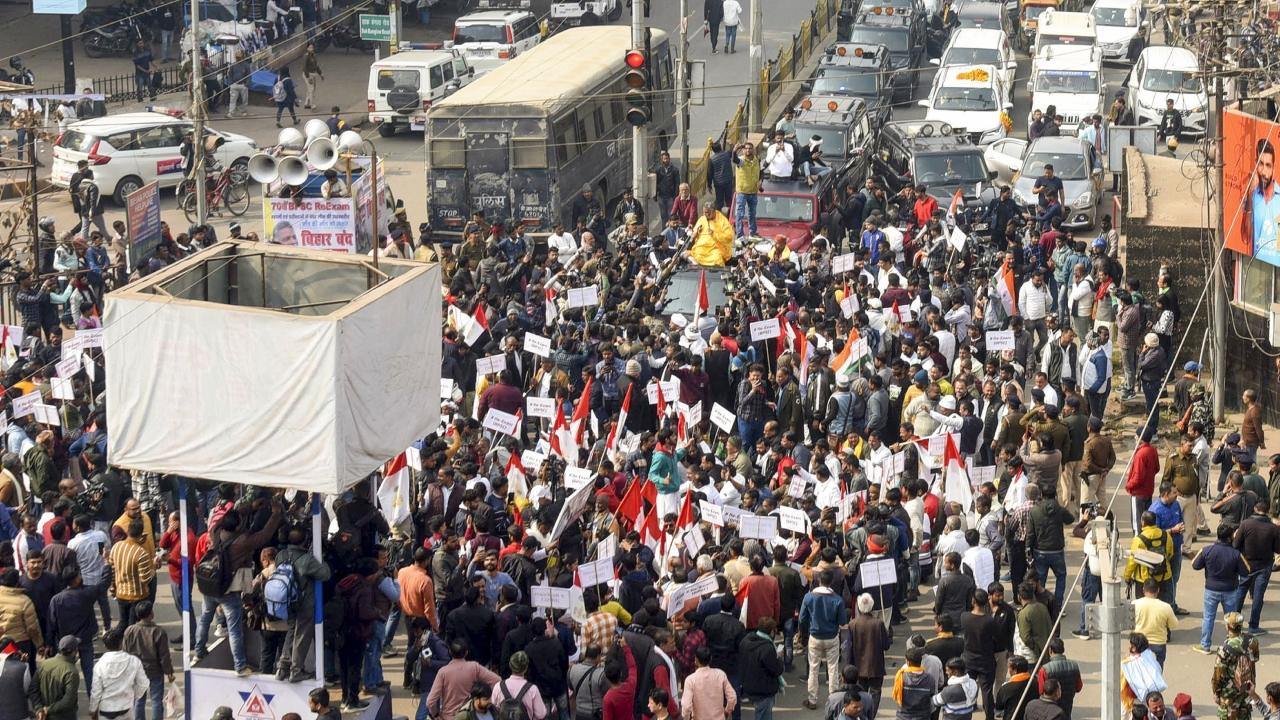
[1224, 108, 1280, 266]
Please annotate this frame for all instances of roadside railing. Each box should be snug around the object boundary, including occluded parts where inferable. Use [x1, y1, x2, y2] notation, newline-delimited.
[33, 65, 186, 103]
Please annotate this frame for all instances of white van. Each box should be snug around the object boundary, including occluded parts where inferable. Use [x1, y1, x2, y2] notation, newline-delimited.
[1026, 44, 1103, 128]
[452, 10, 543, 75]
[1125, 45, 1208, 136]
[1034, 9, 1096, 54]
[919, 64, 1013, 145]
[367, 49, 475, 137]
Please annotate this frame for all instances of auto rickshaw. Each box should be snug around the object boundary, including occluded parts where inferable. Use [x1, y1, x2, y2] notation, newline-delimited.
[1017, 0, 1061, 51]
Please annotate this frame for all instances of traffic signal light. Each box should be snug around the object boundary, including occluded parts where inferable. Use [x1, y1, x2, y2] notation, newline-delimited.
[624, 48, 650, 127]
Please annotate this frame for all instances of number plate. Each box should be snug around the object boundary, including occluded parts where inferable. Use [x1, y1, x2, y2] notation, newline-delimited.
[971, 222, 989, 231]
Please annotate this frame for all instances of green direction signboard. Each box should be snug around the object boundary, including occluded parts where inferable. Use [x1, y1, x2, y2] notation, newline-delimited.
[359, 14, 392, 42]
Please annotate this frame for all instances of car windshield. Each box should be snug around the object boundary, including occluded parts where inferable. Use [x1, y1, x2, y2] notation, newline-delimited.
[795, 124, 849, 157]
[1024, 151, 1089, 179]
[376, 68, 421, 91]
[1141, 68, 1202, 93]
[942, 46, 1000, 66]
[1034, 70, 1099, 94]
[814, 68, 879, 95]
[56, 130, 95, 152]
[1091, 6, 1137, 26]
[757, 194, 816, 221]
[912, 152, 989, 183]
[849, 27, 908, 52]
[933, 86, 997, 111]
[454, 23, 507, 44]
[1024, 5, 1050, 20]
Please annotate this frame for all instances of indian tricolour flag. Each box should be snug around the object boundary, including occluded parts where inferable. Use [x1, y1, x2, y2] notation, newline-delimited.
[995, 257, 1017, 317]
[829, 327, 867, 381]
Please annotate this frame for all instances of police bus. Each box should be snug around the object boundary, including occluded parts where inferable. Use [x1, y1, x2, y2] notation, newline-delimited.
[425, 26, 675, 237]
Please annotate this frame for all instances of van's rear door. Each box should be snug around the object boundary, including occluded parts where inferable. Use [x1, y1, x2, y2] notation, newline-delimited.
[466, 131, 511, 221]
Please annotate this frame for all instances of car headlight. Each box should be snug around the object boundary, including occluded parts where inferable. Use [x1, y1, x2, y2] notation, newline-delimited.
[1189, 105, 1205, 114]
[1075, 191, 1093, 207]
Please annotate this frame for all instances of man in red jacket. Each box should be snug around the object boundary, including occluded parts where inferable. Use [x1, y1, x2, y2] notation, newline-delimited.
[737, 554, 781, 631]
[1126, 428, 1160, 535]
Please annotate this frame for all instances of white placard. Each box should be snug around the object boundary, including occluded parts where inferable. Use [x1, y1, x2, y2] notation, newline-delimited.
[75, 328, 103, 348]
[759, 275, 777, 296]
[50, 377, 74, 401]
[832, 252, 858, 274]
[578, 556, 615, 587]
[787, 476, 808, 499]
[530, 585, 574, 610]
[777, 506, 810, 533]
[526, 396, 556, 419]
[595, 533, 618, 561]
[524, 333, 553, 358]
[985, 330, 1015, 352]
[33, 403, 60, 427]
[722, 504, 746, 525]
[967, 462, 997, 488]
[406, 446, 423, 471]
[840, 294, 860, 318]
[565, 466, 594, 490]
[11, 392, 40, 419]
[521, 449, 547, 474]
[750, 319, 781, 341]
[482, 408, 520, 436]
[82, 353, 96, 382]
[700, 500, 724, 526]
[440, 377, 455, 399]
[682, 400, 703, 424]
[61, 335, 83, 359]
[660, 380, 680, 402]
[476, 354, 506, 375]
[666, 572, 719, 618]
[683, 526, 706, 557]
[1, 325, 23, 349]
[739, 514, 779, 539]
[948, 226, 967, 251]
[55, 355, 80, 379]
[566, 285, 600, 309]
[549, 475, 596, 542]
[710, 403, 736, 433]
[858, 558, 896, 587]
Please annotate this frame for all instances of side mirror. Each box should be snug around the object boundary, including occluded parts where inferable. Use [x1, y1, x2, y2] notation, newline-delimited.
[917, 99, 930, 107]
[1003, 101, 1014, 109]
[988, 169, 999, 180]
[469, 67, 475, 75]
[1025, 81, 1033, 94]
[929, 57, 940, 65]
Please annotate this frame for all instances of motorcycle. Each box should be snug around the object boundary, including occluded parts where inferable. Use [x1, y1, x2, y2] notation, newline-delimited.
[319, 21, 377, 52]
[83, 19, 148, 58]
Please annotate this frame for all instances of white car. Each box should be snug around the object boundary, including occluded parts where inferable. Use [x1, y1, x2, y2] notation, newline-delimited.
[51, 112, 256, 205]
[1026, 44, 1104, 129]
[452, 10, 543, 75]
[368, 49, 475, 136]
[550, 0, 621, 24]
[1090, 0, 1147, 62]
[918, 64, 1013, 145]
[931, 27, 1017, 90]
[1125, 45, 1208, 136]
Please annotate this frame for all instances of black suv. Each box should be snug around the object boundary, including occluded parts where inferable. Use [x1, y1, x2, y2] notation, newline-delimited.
[811, 43, 894, 126]
[845, 10, 927, 101]
[792, 95, 877, 193]
[870, 119, 1000, 208]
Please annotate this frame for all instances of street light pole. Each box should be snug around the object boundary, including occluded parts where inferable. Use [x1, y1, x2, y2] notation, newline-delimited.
[748, 0, 763, 132]
[1095, 517, 1123, 720]
[631, 0, 646, 205]
[191, 0, 207, 224]
[1211, 73, 1227, 423]
[676, 0, 689, 175]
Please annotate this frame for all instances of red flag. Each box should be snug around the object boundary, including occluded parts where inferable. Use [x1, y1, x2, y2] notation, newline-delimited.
[505, 452, 528, 496]
[675, 486, 695, 530]
[571, 377, 594, 443]
[607, 384, 633, 451]
[942, 433, 974, 509]
[617, 478, 657, 526]
[677, 411, 688, 445]
[696, 269, 709, 316]
[549, 403, 568, 458]
[472, 301, 489, 330]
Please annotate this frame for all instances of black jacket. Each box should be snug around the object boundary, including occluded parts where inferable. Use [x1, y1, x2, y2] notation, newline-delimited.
[738, 632, 783, 699]
[1234, 513, 1280, 568]
[525, 634, 569, 697]
[933, 571, 976, 628]
[703, 610, 746, 672]
[654, 163, 680, 199]
[704, 0, 723, 21]
[1027, 499, 1075, 553]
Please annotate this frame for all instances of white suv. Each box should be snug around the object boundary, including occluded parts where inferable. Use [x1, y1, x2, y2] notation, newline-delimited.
[52, 112, 256, 205]
[452, 10, 543, 75]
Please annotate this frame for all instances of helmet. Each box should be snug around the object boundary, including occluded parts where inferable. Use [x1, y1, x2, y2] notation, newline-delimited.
[9, 57, 22, 70]
[37, 216, 54, 232]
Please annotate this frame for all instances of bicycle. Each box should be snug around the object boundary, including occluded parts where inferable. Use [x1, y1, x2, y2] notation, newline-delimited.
[181, 166, 251, 223]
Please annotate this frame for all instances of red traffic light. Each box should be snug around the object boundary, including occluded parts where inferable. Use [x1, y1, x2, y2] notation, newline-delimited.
[625, 49, 646, 69]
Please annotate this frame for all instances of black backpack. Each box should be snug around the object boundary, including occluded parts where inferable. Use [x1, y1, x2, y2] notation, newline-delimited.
[1137, 532, 1169, 579]
[194, 535, 235, 597]
[496, 680, 534, 720]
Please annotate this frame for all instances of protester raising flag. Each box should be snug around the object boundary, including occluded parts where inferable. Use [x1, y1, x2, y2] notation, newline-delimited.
[505, 451, 529, 497]
[995, 257, 1018, 317]
[549, 403, 574, 461]
[544, 286, 559, 327]
[377, 452, 413, 529]
[472, 300, 489, 330]
[617, 476, 657, 526]
[607, 384, 633, 452]
[942, 433, 974, 511]
[829, 327, 865, 381]
[946, 188, 964, 227]
[570, 377, 594, 445]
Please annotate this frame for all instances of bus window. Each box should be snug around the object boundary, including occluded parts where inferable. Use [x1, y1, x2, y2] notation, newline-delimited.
[553, 115, 579, 165]
[591, 104, 606, 140]
[513, 139, 548, 168]
[431, 139, 465, 168]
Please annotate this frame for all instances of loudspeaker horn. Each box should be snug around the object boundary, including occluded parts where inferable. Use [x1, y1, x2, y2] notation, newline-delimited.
[304, 118, 331, 141]
[247, 152, 279, 183]
[307, 137, 338, 170]
[278, 155, 309, 186]
[277, 127, 306, 151]
[337, 130, 364, 153]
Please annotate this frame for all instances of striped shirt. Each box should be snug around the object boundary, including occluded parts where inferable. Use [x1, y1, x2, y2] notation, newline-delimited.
[109, 537, 155, 601]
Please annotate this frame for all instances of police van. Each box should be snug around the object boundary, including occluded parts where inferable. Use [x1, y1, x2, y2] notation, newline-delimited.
[844, 10, 926, 100]
[918, 64, 1013, 145]
[368, 48, 475, 137]
[1026, 44, 1104, 129]
[792, 95, 876, 191]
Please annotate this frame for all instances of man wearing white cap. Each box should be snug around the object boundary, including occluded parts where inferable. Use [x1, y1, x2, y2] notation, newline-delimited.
[930, 395, 964, 434]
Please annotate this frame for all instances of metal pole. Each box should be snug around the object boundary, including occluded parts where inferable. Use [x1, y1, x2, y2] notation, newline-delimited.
[59, 16, 76, 95]
[371, 148, 380, 270]
[191, 0, 207, 224]
[27, 130, 39, 268]
[631, 0, 646, 207]
[1094, 517, 1123, 720]
[1212, 72, 1227, 423]
[676, 0, 689, 175]
[748, 0, 763, 132]
[389, 0, 400, 53]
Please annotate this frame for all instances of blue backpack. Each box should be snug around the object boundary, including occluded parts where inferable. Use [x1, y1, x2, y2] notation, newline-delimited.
[263, 561, 299, 620]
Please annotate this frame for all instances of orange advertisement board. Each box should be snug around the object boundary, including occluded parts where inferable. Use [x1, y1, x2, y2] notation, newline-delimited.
[1223, 109, 1280, 266]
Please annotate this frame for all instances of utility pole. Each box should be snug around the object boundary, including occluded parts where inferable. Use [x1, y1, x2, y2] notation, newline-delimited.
[59, 16, 76, 94]
[748, 0, 763, 132]
[191, 0, 207, 224]
[27, 129, 39, 271]
[1094, 517, 1123, 720]
[631, 0, 646, 205]
[389, 0, 400, 53]
[1212, 70, 1227, 423]
[676, 0, 689, 175]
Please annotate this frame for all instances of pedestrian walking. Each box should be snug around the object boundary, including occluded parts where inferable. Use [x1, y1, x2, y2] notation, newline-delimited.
[738, 617, 783, 720]
[722, 0, 743, 52]
[89, 627, 149, 720]
[799, 570, 848, 710]
[703, 0, 723, 53]
[1131, 579, 1176, 667]
[32, 635, 81, 720]
[122, 601, 173, 720]
[1192, 524, 1251, 654]
[274, 67, 299, 127]
[303, 45, 323, 109]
